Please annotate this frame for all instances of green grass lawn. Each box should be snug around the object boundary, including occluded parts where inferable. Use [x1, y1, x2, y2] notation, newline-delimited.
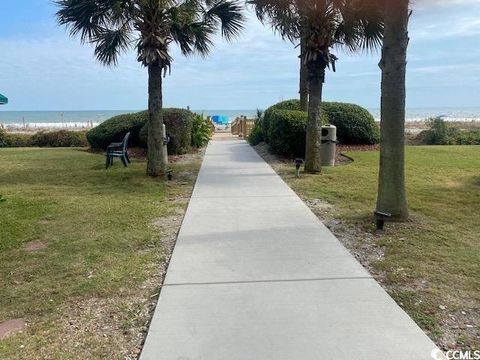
[270, 145, 480, 350]
[0, 148, 201, 359]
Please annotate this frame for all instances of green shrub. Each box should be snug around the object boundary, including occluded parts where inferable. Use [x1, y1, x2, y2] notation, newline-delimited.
[248, 123, 264, 146]
[263, 99, 379, 146]
[86, 111, 146, 149]
[268, 109, 308, 157]
[191, 113, 212, 148]
[418, 117, 480, 145]
[418, 117, 455, 145]
[87, 108, 194, 154]
[0, 130, 86, 148]
[456, 130, 480, 145]
[321, 102, 380, 145]
[0, 128, 6, 147]
[263, 100, 302, 143]
[31, 130, 87, 147]
[0, 132, 33, 147]
[248, 110, 265, 146]
[139, 108, 194, 154]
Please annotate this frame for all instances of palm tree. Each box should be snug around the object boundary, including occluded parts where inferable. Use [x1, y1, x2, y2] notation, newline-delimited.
[249, 0, 383, 173]
[56, 0, 244, 177]
[376, 0, 410, 219]
[299, 37, 309, 111]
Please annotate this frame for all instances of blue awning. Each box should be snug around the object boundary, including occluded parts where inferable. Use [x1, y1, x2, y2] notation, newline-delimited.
[0, 93, 8, 105]
[212, 115, 229, 125]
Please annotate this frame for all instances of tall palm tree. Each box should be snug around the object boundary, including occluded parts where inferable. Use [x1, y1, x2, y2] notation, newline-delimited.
[376, 0, 410, 219]
[56, 0, 244, 177]
[299, 37, 309, 111]
[249, 0, 383, 173]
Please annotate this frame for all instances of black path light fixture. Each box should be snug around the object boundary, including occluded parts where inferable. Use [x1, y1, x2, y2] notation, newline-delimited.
[374, 210, 392, 231]
[295, 158, 304, 178]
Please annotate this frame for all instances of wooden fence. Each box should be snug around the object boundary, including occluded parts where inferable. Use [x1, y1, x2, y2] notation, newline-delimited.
[231, 116, 255, 138]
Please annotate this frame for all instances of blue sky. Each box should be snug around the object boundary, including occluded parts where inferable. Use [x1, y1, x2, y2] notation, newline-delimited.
[0, 0, 479, 111]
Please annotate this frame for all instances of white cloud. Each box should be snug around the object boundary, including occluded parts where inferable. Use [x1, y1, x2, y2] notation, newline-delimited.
[1, 4, 479, 110]
[413, 0, 480, 10]
[413, 16, 480, 40]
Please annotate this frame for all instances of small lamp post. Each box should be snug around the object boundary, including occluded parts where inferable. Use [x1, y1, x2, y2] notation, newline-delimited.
[374, 210, 392, 231]
[294, 158, 304, 178]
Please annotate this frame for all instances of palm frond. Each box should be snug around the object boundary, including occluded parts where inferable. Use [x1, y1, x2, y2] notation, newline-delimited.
[57, 0, 244, 71]
[56, 0, 132, 42]
[205, 0, 245, 41]
[93, 27, 131, 66]
[250, 0, 384, 69]
[56, 0, 105, 42]
[247, 0, 299, 42]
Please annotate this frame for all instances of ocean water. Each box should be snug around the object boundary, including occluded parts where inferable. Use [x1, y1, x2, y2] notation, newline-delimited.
[0, 109, 258, 128]
[0, 108, 479, 128]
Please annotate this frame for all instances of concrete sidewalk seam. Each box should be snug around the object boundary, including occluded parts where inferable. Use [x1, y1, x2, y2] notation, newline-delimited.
[191, 194, 298, 199]
[162, 276, 374, 287]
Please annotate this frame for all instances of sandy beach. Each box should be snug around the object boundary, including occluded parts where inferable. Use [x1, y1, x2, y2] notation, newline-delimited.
[0, 122, 97, 134]
[3, 119, 479, 137]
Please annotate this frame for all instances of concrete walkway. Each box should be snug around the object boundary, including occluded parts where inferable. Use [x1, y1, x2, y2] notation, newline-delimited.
[141, 137, 442, 360]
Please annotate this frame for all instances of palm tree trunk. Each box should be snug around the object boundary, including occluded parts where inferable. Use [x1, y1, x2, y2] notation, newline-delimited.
[299, 37, 309, 112]
[147, 61, 167, 177]
[376, 0, 409, 219]
[304, 61, 325, 173]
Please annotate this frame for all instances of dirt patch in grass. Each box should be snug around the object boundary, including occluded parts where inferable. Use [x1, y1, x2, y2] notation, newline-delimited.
[0, 319, 26, 340]
[24, 240, 47, 252]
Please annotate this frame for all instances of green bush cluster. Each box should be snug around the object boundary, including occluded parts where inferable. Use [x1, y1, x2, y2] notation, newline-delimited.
[248, 124, 264, 146]
[418, 117, 480, 145]
[191, 113, 213, 148]
[248, 110, 265, 146]
[321, 102, 380, 145]
[0, 129, 87, 148]
[268, 110, 308, 156]
[86, 111, 146, 149]
[1, 128, 31, 147]
[87, 108, 195, 155]
[31, 130, 87, 147]
[262, 100, 301, 144]
[254, 99, 379, 157]
[139, 108, 194, 154]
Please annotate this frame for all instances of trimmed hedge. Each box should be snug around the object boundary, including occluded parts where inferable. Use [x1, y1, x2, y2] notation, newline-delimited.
[321, 102, 379, 145]
[86, 108, 194, 155]
[263, 100, 301, 143]
[139, 109, 194, 155]
[263, 99, 379, 152]
[268, 109, 308, 157]
[86, 112, 146, 149]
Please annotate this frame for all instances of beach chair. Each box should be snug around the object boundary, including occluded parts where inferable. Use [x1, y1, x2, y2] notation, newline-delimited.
[106, 132, 130, 169]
